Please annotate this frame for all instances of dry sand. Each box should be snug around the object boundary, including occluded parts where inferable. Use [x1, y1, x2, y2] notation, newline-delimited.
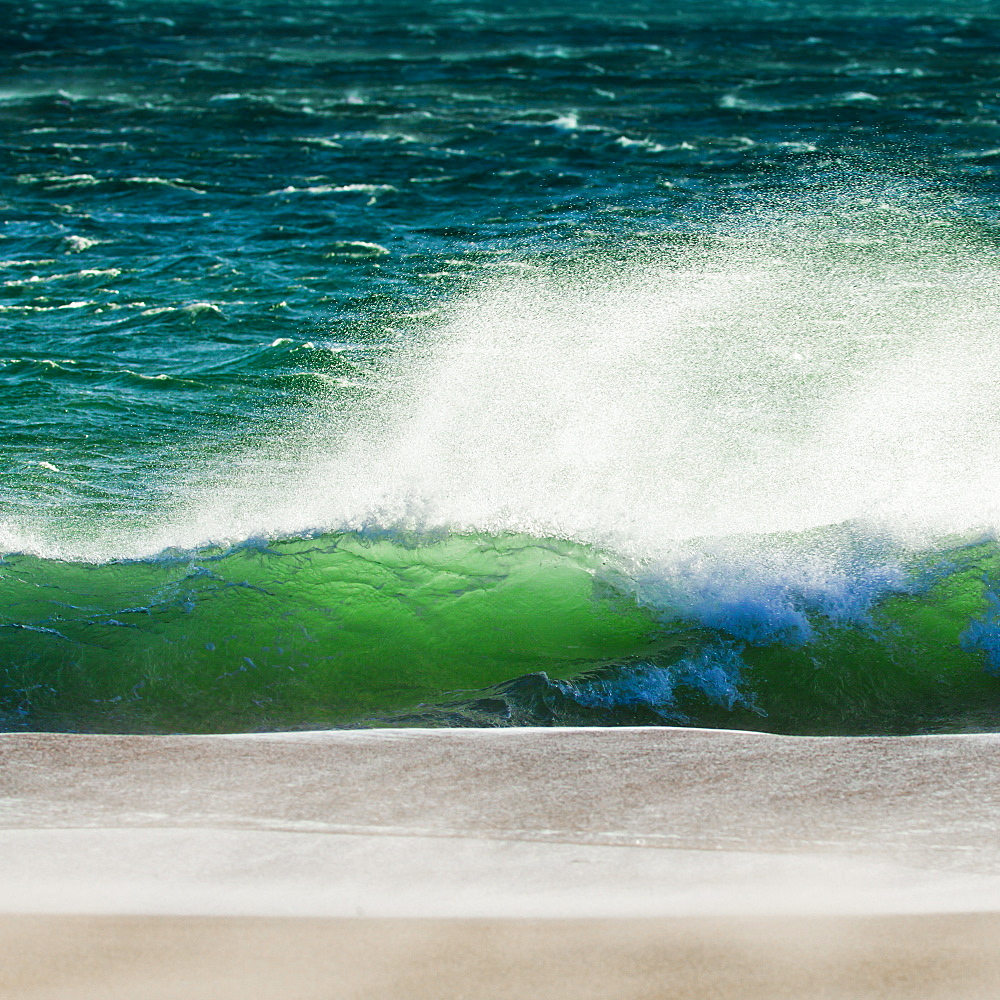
[6, 913, 1000, 1000]
[2, 727, 1000, 997]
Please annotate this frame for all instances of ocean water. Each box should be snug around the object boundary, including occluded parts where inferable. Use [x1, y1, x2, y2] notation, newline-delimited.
[4, 0, 1000, 734]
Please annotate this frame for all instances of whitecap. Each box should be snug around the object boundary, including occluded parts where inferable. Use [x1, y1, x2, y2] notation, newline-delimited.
[333, 183, 396, 194]
[359, 132, 417, 143]
[44, 174, 103, 189]
[324, 241, 390, 259]
[63, 235, 100, 252]
[551, 113, 579, 130]
[719, 93, 783, 112]
[122, 176, 206, 192]
[296, 137, 344, 149]
[4, 301, 99, 311]
[0, 259, 56, 269]
[3, 268, 119, 287]
[773, 141, 818, 153]
[181, 302, 224, 316]
[269, 184, 336, 195]
[615, 135, 668, 153]
[269, 183, 395, 196]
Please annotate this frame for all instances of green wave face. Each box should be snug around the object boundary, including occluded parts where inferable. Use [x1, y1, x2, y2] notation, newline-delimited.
[0, 533, 657, 732]
[3, 532, 1000, 735]
[705, 544, 1000, 735]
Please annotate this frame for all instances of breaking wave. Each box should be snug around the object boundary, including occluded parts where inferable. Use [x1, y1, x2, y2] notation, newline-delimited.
[5, 194, 1000, 733]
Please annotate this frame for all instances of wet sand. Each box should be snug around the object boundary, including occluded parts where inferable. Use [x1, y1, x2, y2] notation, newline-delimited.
[2, 727, 1000, 997]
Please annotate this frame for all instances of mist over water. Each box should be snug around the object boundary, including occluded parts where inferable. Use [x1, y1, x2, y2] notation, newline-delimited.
[172, 190, 1000, 562]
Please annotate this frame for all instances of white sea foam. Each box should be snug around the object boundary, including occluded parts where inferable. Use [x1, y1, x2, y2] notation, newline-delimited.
[238, 236, 1000, 544]
[63, 235, 100, 252]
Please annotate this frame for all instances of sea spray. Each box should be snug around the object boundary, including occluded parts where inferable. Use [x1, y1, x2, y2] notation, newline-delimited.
[162, 194, 1000, 559]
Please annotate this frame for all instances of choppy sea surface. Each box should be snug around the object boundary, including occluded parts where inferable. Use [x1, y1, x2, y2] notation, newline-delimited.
[4, 0, 1000, 733]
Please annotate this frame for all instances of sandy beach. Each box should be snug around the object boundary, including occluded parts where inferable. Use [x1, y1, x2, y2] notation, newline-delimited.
[2, 727, 1000, 997]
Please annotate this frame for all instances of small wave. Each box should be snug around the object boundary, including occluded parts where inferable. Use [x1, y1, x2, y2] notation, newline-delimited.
[3, 268, 120, 287]
[123, 371, 172, 383]
[18, 172, 101, 189]
[295, 137, 344, 149]
[269, 183, 396, 196]
[0, 356, 197, 390]
[121, 176, 207, 192]
[324, 241, 390, 259]
[720, 89, 881, 112]
[181, 301, 224, 316]
[357, 132, 418, 143]
[0, 259, 56, 270]
[551, 112, 581, 130]
[137, 301, 226, 319]
[330, 183, 397, 194]
[62, 235, 101, 253]
[0, 301, 95, 313]
[504, 112, 610, 133]
[614, 135, 668, 153]
[17, 172, 206, 193]
[45, 141, 131, 152]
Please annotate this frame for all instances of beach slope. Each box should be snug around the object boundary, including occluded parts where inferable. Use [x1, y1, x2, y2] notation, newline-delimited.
[2, 727, 1000, 997]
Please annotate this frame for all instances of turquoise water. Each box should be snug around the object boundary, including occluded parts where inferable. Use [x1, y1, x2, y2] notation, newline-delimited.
[4, 0, 1000, 733]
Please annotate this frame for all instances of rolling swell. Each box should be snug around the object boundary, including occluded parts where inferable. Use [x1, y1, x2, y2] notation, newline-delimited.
[7, 212, 1000, 734]
[7, 215, 1000, 734]
[3, 530, 1000, 734]
[0, 531, 655, 732]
